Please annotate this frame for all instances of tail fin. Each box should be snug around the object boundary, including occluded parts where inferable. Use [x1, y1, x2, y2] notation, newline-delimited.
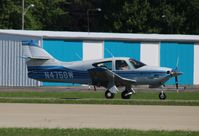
[22, 40, 60, 70]
[22, 40, 53, 60]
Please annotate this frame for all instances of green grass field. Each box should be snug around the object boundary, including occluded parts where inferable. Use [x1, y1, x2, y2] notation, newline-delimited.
[0, 91, 199, 105]
[0, 128, 198, 136]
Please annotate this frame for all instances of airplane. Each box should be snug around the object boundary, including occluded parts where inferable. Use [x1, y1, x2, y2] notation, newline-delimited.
[22, 40, 182, 100]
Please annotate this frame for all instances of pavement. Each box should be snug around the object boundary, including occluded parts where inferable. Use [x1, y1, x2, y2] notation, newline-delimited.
[0, 103, 198, 130]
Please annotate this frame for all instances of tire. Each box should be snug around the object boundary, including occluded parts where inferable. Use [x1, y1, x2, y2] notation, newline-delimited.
[121, 90, 131, 99]
[105, 90, 114, 99]
[159, 92, 166, 100]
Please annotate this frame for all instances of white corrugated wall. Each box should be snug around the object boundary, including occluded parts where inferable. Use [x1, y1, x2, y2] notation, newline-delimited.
[0, 34, 41, 86]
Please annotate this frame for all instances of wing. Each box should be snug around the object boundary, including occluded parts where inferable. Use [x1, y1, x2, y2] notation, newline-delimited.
[88, 67, 136, 88]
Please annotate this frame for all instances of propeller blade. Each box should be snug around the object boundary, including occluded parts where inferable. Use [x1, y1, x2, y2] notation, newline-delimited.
[175, 57, 179, 70]
[173, 57, 180, 93]
[175, 76, 179, 93]
[94, 85, 96, 91]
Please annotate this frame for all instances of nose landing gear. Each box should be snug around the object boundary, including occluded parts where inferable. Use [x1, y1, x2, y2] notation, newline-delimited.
[159, 90, 166, 100]
[105, 90, 115, 99]
[159, 85, 166, 100]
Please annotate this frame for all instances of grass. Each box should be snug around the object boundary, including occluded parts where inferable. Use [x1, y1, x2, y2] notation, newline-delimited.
[0, 128, 198, 136]
[0, 91, 199, 105]
[0, 91, 199, 100]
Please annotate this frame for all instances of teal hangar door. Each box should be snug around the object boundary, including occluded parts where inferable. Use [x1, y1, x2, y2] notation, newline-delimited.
[104, 41, 140, 60]
[160, 42, 194, 85]
[42, 39, 83, 86]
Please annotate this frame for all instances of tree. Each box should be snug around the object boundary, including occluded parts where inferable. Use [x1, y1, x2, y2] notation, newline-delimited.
[0, 0, 21, 29]
[0, 0, 199, 34]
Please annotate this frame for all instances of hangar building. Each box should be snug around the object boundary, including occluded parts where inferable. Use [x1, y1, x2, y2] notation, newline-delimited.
[0, 29, 199, 86]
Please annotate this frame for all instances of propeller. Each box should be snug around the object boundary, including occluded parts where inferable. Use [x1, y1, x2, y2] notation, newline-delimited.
[175, 57, 179, 92]
[169, 70, 181, 92]
[170, 57, 181, 92]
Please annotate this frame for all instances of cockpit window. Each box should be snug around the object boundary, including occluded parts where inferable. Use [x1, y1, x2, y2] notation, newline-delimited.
[129, 59, 146, 69]
[93, 61, 112, 70]
[116, 60, 129, 70]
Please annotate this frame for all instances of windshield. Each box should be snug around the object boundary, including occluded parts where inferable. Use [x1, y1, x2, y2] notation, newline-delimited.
[129, 59, 146, 69]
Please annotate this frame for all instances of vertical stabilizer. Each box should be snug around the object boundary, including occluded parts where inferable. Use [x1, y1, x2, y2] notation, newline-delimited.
[22, 40, 53, 59]
[22, 40, 60, 69]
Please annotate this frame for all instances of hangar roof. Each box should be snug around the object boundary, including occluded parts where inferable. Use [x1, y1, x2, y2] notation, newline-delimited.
[0, 29, 199, 42]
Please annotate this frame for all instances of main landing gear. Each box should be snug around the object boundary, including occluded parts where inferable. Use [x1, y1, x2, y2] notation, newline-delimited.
[105, 87, 134, 99]
[105, 90, 115, 99]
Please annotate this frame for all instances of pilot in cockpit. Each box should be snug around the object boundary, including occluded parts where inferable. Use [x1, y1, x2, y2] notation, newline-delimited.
[116, 60, 129, 70]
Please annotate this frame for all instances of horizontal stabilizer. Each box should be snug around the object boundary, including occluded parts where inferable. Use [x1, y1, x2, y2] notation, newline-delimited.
[21, 56, 50, 60]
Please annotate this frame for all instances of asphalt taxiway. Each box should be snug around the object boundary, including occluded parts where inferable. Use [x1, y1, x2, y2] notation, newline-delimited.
[0, 103, 198, 130]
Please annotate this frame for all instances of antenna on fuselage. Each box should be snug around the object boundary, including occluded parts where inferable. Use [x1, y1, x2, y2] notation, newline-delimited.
[75, 53, 82, 60]
[105, 48, 114, 58]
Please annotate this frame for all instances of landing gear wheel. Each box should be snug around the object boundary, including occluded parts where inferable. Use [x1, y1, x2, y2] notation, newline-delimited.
[121, 90, 132, 99]
[105, 90, 115, 99]
[159, 92, 166, 100]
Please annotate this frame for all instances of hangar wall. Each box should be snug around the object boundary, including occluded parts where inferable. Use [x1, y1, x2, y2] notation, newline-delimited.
[0, 30, 198, 86]
[0, 34, 41, 86]
[104, 41, 140, 60]
[194, 44, 199, 85]
[160, 42, 194, 85]
[140, 42, 159, 67]
[83, 41, 104, 60]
